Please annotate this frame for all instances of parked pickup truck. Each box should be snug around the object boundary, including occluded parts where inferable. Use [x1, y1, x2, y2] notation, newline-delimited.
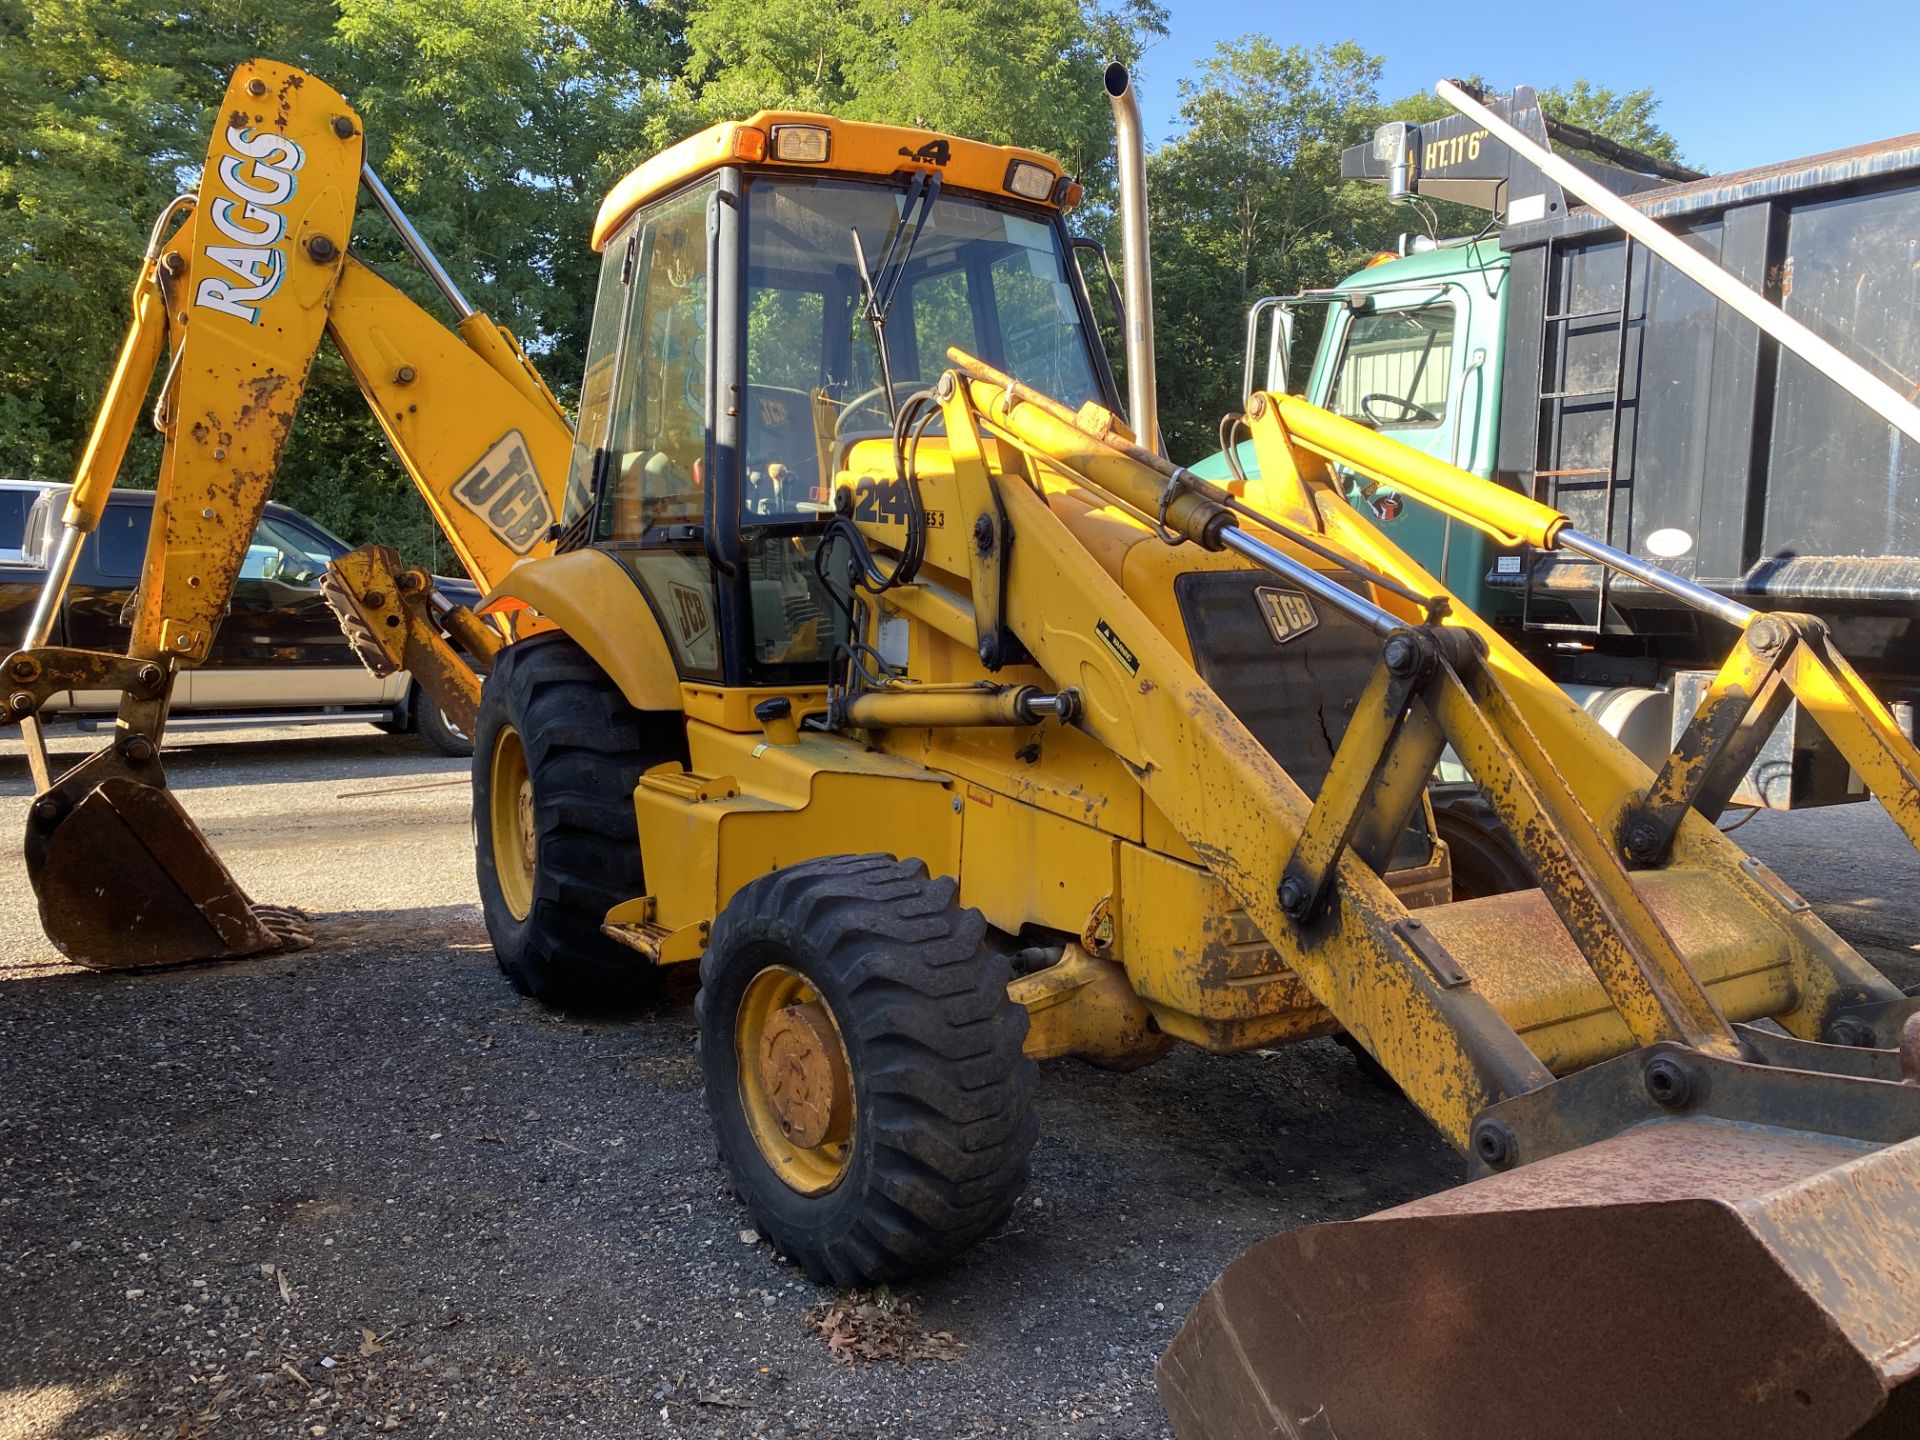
[0, 486, 476, 754]
[0, 479, 50, 563]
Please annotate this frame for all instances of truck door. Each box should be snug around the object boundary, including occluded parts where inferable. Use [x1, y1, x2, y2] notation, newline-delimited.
[570, 176, 733, 683]
[1315, 290, 1494, 603]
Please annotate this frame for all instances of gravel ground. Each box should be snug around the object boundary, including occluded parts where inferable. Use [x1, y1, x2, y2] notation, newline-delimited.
[0, 723, 1460, 1440]
[1, 722, 1916, 1439]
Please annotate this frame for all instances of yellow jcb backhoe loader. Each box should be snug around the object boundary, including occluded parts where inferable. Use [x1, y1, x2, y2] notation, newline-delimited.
[16, 57, 1920, 1440]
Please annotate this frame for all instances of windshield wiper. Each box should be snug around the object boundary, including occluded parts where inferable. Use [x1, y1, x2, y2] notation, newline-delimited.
[848, 169, 942, 426]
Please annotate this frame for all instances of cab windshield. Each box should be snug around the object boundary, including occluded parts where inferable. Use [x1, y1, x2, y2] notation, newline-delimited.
[564, 167, 1108, 683]
[740, 175, 1103, 518]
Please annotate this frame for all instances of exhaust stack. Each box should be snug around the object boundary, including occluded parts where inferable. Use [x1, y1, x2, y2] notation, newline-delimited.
[1104, 63, 1159, 454]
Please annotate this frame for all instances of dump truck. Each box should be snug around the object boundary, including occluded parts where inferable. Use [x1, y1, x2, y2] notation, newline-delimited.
[15, 57, 1920, 1440]
[1232, 86, 1920, 841]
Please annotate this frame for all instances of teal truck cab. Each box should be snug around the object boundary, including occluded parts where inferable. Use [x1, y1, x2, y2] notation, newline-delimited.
[1246, 239, 1511, 604]
[1208, 86, 1920, 818]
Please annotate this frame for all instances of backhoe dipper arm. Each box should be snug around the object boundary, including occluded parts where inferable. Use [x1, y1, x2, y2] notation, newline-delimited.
[6, 58, 573, 970]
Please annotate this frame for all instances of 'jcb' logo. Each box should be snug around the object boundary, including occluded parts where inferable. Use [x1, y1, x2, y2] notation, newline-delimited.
[1256, 586, 1318, 645]
[452, 431, 552, 555]
[668, 581, 711, 647]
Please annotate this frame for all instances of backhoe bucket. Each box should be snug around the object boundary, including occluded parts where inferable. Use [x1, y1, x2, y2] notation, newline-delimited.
[1161, 1117, 1920, 1440]
[26, 773, 310, 970]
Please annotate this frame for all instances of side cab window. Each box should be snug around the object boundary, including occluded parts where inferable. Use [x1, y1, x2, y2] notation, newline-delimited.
[600, 184, 715, 544]
[1326, 300, 1459, 431]
[572, 178, 727, 681]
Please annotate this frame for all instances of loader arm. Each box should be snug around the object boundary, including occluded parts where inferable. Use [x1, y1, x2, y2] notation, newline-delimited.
[4, 59, 572, 969]
[890, 354, 1920, 1438]
[1265, 390, 1920, 874]
[929, 358, 1907, 1130]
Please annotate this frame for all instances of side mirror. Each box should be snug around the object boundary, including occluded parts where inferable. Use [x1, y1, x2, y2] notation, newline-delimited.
[1268, 309, 1297, 395]
[1243, 297, 1300, 399]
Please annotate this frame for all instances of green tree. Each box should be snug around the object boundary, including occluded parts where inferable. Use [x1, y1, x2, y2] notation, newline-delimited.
[1538, 79, 1683, 166]
[290, 0, 682, 558]
[0, 0, 679, 563]
[0, 0, 337, 481]
[663, 0, 1166, 190]
[1144, 38, 1387, 457]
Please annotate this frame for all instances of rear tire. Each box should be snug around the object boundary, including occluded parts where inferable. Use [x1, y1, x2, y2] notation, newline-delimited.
[1431, 782, 1533, 900]
[473, 634, 682, 1007]
[415, 687, 473, 758]
[697, 854, 1037, 1285]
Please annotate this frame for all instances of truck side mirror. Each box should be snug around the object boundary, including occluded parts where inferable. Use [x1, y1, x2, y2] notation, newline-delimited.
[1244, 297, 1301, 398]
[1269, 309, 1297, 394]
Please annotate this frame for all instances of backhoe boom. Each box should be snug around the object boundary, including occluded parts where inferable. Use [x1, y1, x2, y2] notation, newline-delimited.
[4, 59, 573, 969]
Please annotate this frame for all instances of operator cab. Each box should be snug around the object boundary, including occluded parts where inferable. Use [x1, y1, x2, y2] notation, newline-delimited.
[566, 114, 1119, 693]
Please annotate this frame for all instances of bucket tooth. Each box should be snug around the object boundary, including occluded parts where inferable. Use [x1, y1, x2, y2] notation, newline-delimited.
[27, 775, 306, 969]
[1160, 1118, 1920, 1440]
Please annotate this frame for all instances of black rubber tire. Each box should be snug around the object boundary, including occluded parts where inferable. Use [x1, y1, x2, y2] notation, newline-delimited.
[1430, 782, 1534, 900]
[473, 633, 683, 1007]
[697, 854, 1037, 1286]
[1334, 1031, 1395, 1088]
[414, 687, 473, 758]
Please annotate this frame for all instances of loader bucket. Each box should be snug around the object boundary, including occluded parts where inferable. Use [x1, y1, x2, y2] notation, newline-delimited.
[25, 774, 310, 969]
[1160, 1117, 1920, 1440]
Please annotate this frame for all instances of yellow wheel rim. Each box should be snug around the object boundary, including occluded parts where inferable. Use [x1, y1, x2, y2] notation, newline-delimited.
[736, 964, 856, 1195]
[489, 724, 536, 921]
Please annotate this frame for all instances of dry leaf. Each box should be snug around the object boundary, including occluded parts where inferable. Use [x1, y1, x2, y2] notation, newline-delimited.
[358, 1328, 384, 1357]
[804, 1293, 967, 1366]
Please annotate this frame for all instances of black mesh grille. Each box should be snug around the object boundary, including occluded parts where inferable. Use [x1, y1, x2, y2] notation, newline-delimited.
[1174, 569, 1431, 870]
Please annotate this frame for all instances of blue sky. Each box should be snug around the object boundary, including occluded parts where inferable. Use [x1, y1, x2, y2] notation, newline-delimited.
[1130, 3, 1916, 174]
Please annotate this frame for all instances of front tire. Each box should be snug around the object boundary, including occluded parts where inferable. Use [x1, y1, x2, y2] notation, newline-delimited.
[697, 854, 1037, 1285]
[473, 634, 682, 1007]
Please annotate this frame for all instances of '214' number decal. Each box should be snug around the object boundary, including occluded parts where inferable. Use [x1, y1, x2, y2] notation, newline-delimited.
[842, 478, 942, 529]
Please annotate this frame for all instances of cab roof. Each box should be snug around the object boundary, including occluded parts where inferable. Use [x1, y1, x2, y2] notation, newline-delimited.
[1335, 241, 1511, 291]
[592, 112, 1077, 251]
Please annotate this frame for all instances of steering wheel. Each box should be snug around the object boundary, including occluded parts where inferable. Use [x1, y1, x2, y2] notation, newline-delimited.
[832, 384, 894, 442]
[1359, 392, 1440, 426]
